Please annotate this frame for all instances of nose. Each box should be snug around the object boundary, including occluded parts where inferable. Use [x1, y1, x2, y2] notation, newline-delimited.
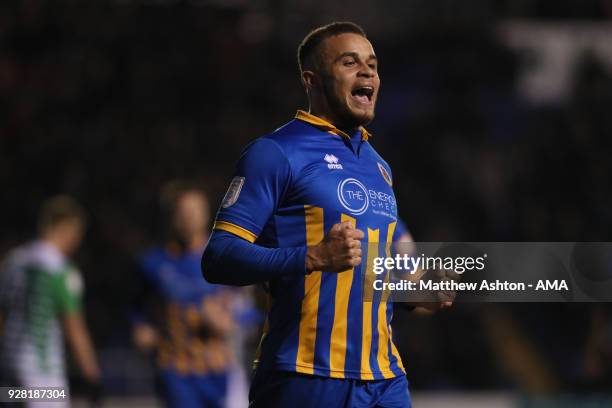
[358, 62, 375, 78]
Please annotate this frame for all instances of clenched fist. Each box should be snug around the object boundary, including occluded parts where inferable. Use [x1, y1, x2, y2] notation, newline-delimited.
[306, 221, 365, 273]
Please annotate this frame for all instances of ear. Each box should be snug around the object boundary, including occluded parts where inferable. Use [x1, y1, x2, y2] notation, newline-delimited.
[301, 70, 317, 92]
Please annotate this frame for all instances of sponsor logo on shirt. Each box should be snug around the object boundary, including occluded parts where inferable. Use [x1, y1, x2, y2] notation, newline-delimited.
[337, 177, 397, 218]
[337, 178, 369, 215]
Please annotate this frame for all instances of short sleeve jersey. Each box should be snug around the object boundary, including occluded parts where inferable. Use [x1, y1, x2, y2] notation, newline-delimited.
[0, 241, 83, 382]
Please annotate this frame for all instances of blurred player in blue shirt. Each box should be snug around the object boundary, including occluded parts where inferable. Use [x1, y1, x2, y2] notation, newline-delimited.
[133, 181, 252, 408]
[202, 22, 452, 408]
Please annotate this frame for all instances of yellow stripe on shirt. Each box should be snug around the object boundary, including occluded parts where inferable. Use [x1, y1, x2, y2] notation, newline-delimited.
[376, 221, 396, 378]
[329, 213, 356, 378]
[361, 228, 379, 380]
[213, 220, 257, 243]
[296, 205, 324, 374]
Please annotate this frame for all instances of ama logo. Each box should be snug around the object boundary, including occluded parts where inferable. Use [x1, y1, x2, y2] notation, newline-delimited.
[324, 154, 343, 170]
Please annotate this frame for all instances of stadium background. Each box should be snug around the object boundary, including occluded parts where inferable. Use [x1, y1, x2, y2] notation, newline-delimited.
[1, 0, 612, 406]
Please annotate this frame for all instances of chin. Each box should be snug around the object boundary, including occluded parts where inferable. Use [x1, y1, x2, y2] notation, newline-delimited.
[349, 109, 375, 126]
[345, 100, 376, 125]
[335, 98, 376, 127]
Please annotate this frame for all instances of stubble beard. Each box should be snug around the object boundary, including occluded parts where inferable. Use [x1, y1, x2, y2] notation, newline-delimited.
[321, 73, 374, 130]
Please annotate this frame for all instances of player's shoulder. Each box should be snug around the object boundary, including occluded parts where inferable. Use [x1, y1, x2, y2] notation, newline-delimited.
[18, 240, 68, 275]
[364, 141, 393, 172]
[268, 117, 311, 140]
[238, 119, 312, 168]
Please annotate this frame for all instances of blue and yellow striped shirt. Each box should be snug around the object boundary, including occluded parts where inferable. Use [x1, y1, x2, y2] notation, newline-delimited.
[214, 111, 406, 380]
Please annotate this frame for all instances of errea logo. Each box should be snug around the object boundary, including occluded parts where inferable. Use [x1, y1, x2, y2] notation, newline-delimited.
[324, 154, 343, 170]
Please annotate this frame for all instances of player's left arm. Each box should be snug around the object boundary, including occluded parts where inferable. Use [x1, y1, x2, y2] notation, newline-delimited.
[393, 219, 455, 311]
[393, 217, 415, 258]
[51, 268, 101, 383]
[63, 312, 101, 383]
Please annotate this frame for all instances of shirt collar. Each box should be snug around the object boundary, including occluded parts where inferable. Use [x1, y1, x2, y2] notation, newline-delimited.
[295, 110, 371, 141]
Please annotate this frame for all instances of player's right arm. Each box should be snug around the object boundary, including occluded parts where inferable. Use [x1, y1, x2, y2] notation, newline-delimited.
[305, 221, 363, 272]
[130, 260, 160, 353]
[202, 138, 362, 286]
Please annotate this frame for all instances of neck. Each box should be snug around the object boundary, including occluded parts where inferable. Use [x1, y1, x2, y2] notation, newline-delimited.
[41, 235, 69, 256]
[309, 101, 359, 135]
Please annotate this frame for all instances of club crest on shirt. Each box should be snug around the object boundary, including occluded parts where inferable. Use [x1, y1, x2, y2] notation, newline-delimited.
[377, 162, 392, 186]
[221, 176, 245, 208]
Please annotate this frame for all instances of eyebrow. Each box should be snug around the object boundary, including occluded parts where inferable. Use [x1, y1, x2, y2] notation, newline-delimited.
[335, 51, 378, 63]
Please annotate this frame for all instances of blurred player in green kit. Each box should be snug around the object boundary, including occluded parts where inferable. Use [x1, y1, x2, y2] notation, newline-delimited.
[0, 196, 100, 407]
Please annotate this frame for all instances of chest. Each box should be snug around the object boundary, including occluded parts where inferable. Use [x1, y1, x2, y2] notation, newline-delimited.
[285, 143, 398, 228]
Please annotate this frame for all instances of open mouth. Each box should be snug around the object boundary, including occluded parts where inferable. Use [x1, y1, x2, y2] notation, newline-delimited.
[351, 86, 374, 105]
